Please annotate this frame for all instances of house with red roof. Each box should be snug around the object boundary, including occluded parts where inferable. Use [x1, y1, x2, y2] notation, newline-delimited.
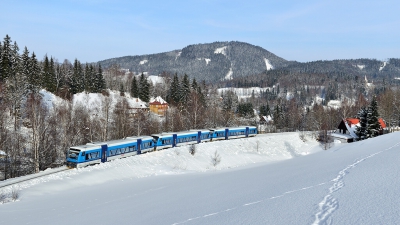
[333, 118, 387, 142]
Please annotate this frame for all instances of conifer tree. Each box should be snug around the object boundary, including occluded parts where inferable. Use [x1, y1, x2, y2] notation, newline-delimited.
[21, 47, 30, 81]
[367, 96, 380, 138]
[168, 73, 180, 104]
[48, 57, 57, 93]
[355, 107, 368, 140]
[28, 52, 41, 93]
[180, 74, 191, 104]
[191, 77, 198, 91]
[1, 35, 12, 81]
[139, 73, 150, 102]
[41, 55, 50, 90]
[84, 63, 91, 92]
[71, 59, 84, 94]
[131, 76, 139, 98]
[94, 64, 105, 93]
[0, 42, 3, 80]
[259, 104, 271, 117]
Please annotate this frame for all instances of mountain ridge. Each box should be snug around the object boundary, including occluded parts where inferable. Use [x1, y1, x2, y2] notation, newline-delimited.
[98, 41, 400, 83]
[98, 41, 291, 82]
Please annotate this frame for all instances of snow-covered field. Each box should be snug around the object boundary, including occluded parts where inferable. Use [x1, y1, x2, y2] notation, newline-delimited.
[1, 131, 400, 225]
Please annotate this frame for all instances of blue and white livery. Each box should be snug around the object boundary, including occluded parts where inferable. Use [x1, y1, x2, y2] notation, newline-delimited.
[66, 126, 257, 168]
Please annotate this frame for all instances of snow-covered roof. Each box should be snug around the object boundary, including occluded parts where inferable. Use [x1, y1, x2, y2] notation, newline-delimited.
[127, 97, 147, 108]
[343, 119, 360, 139]
[149, 96, 167, 105]
[261, 115, 273, 122]
[0, 150, 6, 156]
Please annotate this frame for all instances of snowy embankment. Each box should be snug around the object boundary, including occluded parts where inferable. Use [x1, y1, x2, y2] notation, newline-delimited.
[0, 132, 318, 192]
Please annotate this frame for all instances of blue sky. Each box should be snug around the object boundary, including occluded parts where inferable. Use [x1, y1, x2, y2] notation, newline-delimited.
[1, 0, 399, 63]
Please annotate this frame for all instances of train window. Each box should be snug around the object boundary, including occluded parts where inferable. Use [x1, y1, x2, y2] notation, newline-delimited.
[129, 146, 135, 152]
[68, 149, 80, 159]
[81, 151, 86, 156]
[86, 151, 99, 160]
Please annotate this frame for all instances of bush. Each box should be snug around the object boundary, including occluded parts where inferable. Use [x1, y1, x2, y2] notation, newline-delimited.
[189, 144, 196, 155]
[211, 150, 221, 168]
[0, 190, 6, 203]
[11, 186, 20, 201]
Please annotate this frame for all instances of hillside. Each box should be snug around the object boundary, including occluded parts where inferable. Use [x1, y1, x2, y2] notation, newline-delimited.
[98, 41, 290, 82]
[98, 41, 400, 84]
[1, 132, 400, 224]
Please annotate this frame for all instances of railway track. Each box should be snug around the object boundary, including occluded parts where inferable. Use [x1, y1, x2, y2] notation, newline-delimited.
[0, 166, 70, 189]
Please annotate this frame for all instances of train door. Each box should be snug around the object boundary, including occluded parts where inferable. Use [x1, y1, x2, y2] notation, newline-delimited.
[101, 145, 107, 163]
[245, 127, 249, 138]
[173, 134, 177, 147]
[197, 131, 201, 143]
[225, 129, 229, 140]
[137, 139, 142, 154]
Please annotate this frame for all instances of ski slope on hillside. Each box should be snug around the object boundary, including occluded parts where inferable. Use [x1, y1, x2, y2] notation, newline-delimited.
[1, 132, 400, 225]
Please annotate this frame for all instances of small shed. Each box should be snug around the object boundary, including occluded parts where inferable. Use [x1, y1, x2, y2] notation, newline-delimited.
[330, 133, 354, 143]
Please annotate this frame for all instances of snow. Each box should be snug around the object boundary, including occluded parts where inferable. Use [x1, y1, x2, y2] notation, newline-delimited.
[150, 96, 167, 104]
[214, 46, 227, 55]
[147, 75, 164, 85]
[218, 87, 273, 99]
[379, 61, 387, 71]
[224, 67, 233, 80]
[139, 59, 148, 65]
[356, 64, 365, 70]
[39, 89, 65, 111]
[327, 100, 341, 109]
[2, 132, 400, 225]
[196, 58, 211, 65]
[175, 51, 181, 60]
[264, 58, 273, 71]
[72, 90, 147, 118]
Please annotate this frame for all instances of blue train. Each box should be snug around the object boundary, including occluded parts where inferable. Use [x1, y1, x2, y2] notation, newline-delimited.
[66, 126, 257, 168]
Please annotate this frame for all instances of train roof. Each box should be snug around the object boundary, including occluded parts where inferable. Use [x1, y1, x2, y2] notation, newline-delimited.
[126, 136, 154, 141]
[69, 145, 100, 151]
[151, 133, 173, 138]
[87, 138, 137, 147]
[189, 129, 211, 132]
[167, 130, 199, 135]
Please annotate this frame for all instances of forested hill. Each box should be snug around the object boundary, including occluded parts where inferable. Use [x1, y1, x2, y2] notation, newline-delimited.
[97, 41, 290, 82]
[283, 58, 400, 80]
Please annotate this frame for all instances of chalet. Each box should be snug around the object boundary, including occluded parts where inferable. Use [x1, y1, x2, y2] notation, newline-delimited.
[126, 97, 148, 116]
[333, 118, 387, 143]
[149, 96, 168, 116]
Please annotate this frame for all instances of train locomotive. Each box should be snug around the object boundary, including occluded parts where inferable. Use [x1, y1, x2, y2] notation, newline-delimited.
[66, 126, 257, 168]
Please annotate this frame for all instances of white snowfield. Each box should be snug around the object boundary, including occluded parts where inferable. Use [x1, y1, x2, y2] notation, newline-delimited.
[1, 132, 400, 225]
